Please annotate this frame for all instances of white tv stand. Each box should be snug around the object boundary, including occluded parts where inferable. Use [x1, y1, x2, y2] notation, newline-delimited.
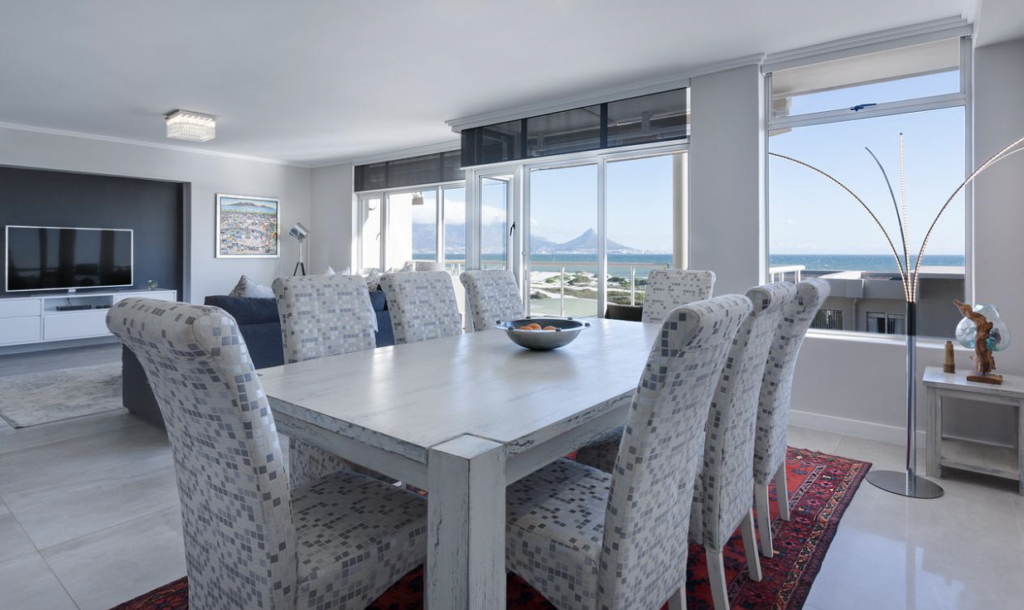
[0, 289, 177, 347]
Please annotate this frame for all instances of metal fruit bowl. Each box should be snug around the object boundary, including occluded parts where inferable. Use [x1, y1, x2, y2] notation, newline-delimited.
[496, 317, 590, 351]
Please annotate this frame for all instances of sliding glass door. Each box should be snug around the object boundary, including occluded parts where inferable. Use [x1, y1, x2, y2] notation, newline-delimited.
[463, 145, 686, 319]
[527, 164, 599, 317]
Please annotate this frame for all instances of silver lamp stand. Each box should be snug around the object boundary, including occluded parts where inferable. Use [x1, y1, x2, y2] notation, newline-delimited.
[866, 301, 944, 498]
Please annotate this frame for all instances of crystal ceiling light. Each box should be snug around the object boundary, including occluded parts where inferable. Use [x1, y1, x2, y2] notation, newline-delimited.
[165, 110, 216, 142]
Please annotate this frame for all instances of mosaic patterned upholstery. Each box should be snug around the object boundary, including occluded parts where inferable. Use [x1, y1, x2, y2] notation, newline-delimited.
[460, 269, 524, 332]
[506, 295, 751, 610]
[273, 274, 379, 488]
[379, 271, 462, 344]
[573, 425, 622, 474]
[641, 269, 716, 324]
[106, 298, 426, 610]
[691, 282, 796, 552]
[273, 274, 377, 365]
[753, 279, 830, 485]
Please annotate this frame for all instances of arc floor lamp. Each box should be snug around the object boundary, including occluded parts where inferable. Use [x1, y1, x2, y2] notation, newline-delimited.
[772, 132, 1024, 499]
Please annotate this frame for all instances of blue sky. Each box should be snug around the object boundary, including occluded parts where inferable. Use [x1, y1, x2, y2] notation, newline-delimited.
[771, 71, 965, 256]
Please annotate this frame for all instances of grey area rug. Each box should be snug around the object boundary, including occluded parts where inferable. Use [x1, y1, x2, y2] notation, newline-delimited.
[0, 362, 124, 427]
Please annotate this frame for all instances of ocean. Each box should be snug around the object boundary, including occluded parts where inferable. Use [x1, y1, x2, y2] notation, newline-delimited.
[464, 253, 966, 277]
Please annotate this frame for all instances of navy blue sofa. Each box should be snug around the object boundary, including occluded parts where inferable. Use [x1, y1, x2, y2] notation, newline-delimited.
[122, 290, 394, 427]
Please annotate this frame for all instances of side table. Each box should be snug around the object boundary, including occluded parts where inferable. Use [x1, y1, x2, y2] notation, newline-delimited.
[923, 366, 1024, 495]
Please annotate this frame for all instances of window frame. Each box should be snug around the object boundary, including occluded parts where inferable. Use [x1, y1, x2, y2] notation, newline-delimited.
[764, 36, 974, 341]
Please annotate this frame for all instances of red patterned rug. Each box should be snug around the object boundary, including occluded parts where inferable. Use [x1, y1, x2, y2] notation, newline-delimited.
[111, 447, 869, 610]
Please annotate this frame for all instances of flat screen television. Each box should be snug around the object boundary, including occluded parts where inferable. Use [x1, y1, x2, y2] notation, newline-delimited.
[5, 225, 134, 292]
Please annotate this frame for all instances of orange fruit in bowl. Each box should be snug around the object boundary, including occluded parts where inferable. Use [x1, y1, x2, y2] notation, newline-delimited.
[543, 326, 557, 331]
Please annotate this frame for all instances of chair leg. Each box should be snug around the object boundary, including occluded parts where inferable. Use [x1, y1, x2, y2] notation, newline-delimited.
[774, 465, 791, 521]
[755, 482, 774, 557]
[740, 508, 763, 581]
[667, 585, 686, 610]
[707, 550, 729, 610]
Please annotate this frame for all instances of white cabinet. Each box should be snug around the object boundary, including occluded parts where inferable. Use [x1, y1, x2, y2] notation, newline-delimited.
[0, 317, 42, 346]
[0, 289, 177, 347]
[44, 311, 111, 341]
[0, 299, 41, 319]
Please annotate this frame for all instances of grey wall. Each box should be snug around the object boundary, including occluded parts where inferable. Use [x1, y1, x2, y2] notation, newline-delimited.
[0, 166, 185, 298]
[0, 126, 312, 303]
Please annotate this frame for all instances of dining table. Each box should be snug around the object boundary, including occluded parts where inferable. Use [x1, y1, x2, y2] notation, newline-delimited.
[258, 317, 661, 610]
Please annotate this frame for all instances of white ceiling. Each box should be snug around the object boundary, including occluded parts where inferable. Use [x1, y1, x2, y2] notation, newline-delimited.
[0, 0, 1008, 167]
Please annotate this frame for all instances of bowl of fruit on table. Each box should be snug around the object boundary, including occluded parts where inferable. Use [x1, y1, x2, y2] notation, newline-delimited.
[496, 317, 590, 351]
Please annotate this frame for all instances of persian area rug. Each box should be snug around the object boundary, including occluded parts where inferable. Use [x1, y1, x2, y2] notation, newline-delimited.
[0, 362, 123, 427]
[110, 447, 870, 610]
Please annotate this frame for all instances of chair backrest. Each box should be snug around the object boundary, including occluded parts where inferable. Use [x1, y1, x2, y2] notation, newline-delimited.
[459, 269, 524, 332]
[106, 299, 295, 610]
[379, 271, 463, 344]
[697, 282, 796, 551]
[599, 294, 751, 610]
[641, 269, 717, 324]
[272, 274, 376, 363]
[754, 278, 831, 484]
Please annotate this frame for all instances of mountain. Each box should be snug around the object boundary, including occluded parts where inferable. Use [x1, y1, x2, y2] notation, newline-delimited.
[531, 229, 635, 254]
[412, 224, 636, 254]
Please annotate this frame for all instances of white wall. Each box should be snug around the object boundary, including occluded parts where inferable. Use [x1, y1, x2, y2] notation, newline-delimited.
[688, 64, 766, 296]
[0, 126, 311, 303]
[310, 162, 355, 273]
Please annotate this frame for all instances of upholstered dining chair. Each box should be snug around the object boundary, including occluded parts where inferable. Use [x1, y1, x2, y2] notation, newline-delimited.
[753, 278, 830, 557]
[106, 299, 427, 610]
[641, 269, 717, 324]
[459, 269, 524, 332]
[689, 282, 796, 610]
[505, 295, 752, 610]
[273, 274, 379, 489]
[379, 271, 462, 344]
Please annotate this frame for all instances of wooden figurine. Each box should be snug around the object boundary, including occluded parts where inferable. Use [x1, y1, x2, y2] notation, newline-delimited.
[954, 299, 1003, 384]
[943, 340, 956, 374]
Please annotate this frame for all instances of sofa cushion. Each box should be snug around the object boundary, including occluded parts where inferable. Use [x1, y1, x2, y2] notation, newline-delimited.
[368, 289, 387, 312]
[204, 296, 279, 325]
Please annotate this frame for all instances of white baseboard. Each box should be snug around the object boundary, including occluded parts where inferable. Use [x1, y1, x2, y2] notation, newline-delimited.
[790, 409, 926, 448]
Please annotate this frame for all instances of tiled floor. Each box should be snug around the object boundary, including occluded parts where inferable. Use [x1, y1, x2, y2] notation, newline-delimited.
[1, 347, 1023, 609]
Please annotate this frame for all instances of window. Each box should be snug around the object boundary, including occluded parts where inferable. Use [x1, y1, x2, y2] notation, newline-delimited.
[359, 196, 382, 270]
[443, 186, 467, 273]
[355, 150, 468, 274]
[771, 38, 960, 119]
[867, 312, 906, 335]
[813, 309, 845, 331]
[386, 190, 437, 268]
[768, 38, 967, 339]
[606, 154, 677, 306]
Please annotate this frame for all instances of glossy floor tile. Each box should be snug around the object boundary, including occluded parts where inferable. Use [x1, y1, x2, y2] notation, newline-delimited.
[1, 408, 1022, 609]
[42, 506, 186, 610]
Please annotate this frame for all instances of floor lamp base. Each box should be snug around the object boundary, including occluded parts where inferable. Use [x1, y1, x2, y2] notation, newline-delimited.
[866, 470, 944, 499]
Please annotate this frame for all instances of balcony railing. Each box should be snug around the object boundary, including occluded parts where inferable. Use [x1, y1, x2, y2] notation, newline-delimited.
[768, 264, 805, 282]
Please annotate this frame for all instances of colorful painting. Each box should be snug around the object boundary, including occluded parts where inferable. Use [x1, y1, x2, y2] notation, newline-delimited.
[216, 194, 280, 258]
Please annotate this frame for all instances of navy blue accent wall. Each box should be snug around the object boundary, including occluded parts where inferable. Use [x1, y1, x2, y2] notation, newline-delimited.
[0, 166, 185, 297]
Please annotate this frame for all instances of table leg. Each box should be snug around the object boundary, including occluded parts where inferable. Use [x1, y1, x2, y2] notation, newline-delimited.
[427, 435, 507, 610]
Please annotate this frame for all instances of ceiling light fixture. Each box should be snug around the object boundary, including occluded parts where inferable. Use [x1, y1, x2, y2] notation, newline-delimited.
[165, 110, 216, 142]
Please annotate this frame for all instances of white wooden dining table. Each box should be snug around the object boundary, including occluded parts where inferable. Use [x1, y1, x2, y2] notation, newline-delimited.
[258, 318, 661, 610]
